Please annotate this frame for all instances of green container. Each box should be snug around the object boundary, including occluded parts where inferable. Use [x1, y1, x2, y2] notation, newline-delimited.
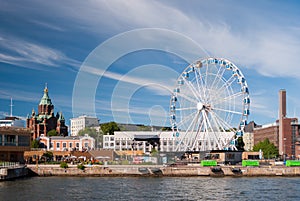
[242, 160, 259, 167]
[285, 160, 300, 167]
[201, 160, 217, 166]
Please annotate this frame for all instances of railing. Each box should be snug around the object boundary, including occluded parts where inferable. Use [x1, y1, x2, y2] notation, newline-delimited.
[0, 162, 21, 168]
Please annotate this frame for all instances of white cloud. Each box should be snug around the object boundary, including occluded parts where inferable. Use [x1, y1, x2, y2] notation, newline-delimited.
[79, 1, 300, 80]
[0, 36, 80, 70]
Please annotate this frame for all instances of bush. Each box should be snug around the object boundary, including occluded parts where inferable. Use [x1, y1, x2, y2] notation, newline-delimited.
[77, 164, 85, 170]
[60, 162, 68, 169]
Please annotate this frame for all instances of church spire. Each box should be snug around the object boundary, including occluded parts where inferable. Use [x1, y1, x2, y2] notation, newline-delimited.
[39, 84, 52, 106]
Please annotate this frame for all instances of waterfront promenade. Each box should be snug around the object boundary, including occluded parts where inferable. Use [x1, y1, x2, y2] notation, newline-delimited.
[26, 164, 300, 177]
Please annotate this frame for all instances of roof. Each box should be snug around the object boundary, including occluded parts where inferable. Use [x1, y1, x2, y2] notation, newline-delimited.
[39, 86, 53, 106]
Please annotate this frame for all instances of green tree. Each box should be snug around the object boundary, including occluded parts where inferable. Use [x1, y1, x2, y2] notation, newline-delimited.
[236, 137, 245, 151]
[42, 151, 53, 161]
[100, 122, 120, 135]
[78, 127, 98, 138]
[47, 129, 58, 137]
[31, 139, 40, 148]
[253, 138, 279, 159]
[78, 127, 104, 148]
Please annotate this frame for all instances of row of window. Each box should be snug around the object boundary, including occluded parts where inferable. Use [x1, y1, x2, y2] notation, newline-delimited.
[51, 142, 80, 148]
[0, 134, 30, 146]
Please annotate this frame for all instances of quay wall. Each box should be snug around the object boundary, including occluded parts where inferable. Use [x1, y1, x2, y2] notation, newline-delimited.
[0, 165, 28, 180]
[27, 164, 300, 177]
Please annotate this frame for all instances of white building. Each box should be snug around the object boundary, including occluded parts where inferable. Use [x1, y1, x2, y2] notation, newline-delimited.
[103, 131, 177, 153]
[70, 115, 99, 136]
[0, 117, 25, 127]
[103, 131, 238, 153]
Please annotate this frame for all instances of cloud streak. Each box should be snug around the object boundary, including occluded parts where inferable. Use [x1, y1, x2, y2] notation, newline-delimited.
[0, 35, 80, 71]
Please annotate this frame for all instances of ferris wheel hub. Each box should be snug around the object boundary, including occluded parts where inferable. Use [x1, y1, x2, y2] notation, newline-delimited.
[197, 102, 204, 111]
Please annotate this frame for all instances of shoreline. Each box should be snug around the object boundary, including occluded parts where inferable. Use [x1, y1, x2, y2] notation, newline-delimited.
[25, 164, 300, 177]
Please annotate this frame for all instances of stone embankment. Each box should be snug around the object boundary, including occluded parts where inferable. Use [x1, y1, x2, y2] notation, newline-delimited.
[27, 164, 300, 177]
[0, 165, 28, 180]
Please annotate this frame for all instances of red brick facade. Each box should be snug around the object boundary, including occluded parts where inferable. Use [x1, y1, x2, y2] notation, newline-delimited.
[26, 86, 68, 139]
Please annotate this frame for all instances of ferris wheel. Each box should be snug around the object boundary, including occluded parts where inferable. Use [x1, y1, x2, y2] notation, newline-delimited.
[170, 57, 250, 152]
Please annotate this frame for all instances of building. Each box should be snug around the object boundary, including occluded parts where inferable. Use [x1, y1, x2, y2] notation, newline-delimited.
[254, 122, 279, 148]
[70, 115, 99, 136]
[26, 86, 68, 139]
[103, 131, 178, 154]
[0, 127, 31, 162]
[39, 134, 95, 152]
[253, 89, 300, 158]
[0, 116, 25, 127]
[243, 121, 257, 151]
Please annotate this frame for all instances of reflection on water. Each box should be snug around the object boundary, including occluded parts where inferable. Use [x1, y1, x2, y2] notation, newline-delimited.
[1, 176, 300, 201]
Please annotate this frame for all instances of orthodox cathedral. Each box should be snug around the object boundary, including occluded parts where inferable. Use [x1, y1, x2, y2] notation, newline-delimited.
[26, 85, 68, 139]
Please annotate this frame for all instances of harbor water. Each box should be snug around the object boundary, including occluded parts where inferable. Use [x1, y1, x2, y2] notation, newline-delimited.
[1, 176, 299, 201]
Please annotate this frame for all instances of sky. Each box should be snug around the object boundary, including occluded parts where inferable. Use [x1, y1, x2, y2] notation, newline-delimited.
[1, 0, 300, 128]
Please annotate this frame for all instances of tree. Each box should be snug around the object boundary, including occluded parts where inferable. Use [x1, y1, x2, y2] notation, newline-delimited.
[236, 137, 245, 151]
[253, 138, 279, 159]
[47, 129, 58, 137]
[31, 139, 40, 148]
[100, 122, 120, 135]
[78, 127, 104, 148]
[78, 127, 98, 138]
[42, 151, 53, 161]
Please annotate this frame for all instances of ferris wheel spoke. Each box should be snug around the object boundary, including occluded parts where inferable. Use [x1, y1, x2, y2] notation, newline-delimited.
[212, 110, 237, 132]
[210, 112, 229, 146]
[175, 107, 197, 111]
[194, 68, 205, 101]
[213, 107, 242, 115]
[176, 110, 198, 127]
[176, 111, 200, 151]
[176, 93, 198, 104]
[209, 67, 226, 93]
[202, 110, 222, 149]
[215, 75, 237, 96]
[182, 76, 202, 102]
[212, 91, 244, 106]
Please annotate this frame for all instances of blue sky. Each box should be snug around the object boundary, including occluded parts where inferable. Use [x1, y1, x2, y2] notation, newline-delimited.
[1, 0, 300, 128]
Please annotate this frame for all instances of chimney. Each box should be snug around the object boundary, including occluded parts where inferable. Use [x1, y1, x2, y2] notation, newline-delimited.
[279, 89, 286, 119]
[278, 89, 286, 156]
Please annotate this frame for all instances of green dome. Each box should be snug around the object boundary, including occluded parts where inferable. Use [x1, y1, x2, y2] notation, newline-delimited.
[39, 87, 53, 105]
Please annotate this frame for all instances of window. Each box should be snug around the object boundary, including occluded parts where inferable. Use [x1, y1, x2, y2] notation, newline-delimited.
[69, 142, 72, 148]
[18, 136, 30, 146]
[84, 142, 89, 148]
[63, 143, 66, 148]
[4, 135, 16, 146]
[76, 142, 79, 147]
[56, 142, 60, 148]
[105, 143, 109, 147]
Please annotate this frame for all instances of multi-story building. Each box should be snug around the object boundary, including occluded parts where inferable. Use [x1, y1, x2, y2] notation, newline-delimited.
[70, 115, 99, 136]
[0, 127, 31, 162]
[243, 121, 257, 151]
[39, 134, 95, 152]
[253, 89, 300, 158]
[26, 86, 68, 139]
[103, 131, 177, 154]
